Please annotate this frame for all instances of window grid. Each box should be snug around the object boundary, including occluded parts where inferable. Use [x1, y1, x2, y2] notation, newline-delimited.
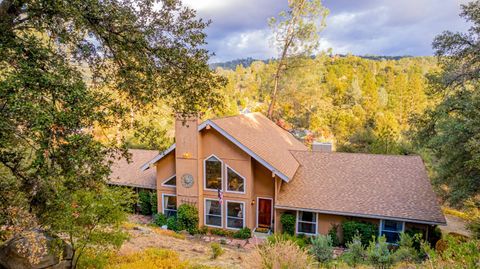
[226, 200, 245, 230]
[296, 211, 317, 235]
[162, 194, 177, 218]
[225, 165, 246, 194]
[204, 199, 223, 228]
[203, 154, 223, 191]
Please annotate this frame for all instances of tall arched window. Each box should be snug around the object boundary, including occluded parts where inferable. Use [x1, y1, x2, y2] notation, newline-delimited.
[204, 155, 222, 190]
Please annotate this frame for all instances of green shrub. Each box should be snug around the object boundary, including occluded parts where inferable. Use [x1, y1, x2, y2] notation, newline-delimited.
[309, 234, 333, 263]
[233, 227, 251, 239]
[153, 213, 167, 227]
[267, 233, 308, 249]
[437, 235, 480, 268]
[176, 204, 198, 234]
[150, 192, 158, 214]
[210, 242, 224, 259]
[198, 226, 208, 235]
[391, 233, 420, 264]
[138, 190, 152, 215]
[209, 228, 234, 237]
[328, 224, 340, 246]
[342, 221, 377, 246]
[366, 235, 391, 268]
[166, 216, 178, 232]
[280, 213, 296, 235]
[342, 232, 365, 268]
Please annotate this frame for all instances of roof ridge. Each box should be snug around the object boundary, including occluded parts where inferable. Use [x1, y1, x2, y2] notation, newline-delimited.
[289, 150, 421, 158]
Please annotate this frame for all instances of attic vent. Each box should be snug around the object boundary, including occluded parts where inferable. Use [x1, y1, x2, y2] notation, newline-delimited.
[312, 142, 333, 152]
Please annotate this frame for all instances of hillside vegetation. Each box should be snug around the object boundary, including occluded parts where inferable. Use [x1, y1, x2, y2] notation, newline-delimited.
[217, 55, 438, 154]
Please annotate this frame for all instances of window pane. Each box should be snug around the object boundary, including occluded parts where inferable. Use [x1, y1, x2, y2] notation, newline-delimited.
[206, 200, 221, 216]
[227, 202, 244, 229]
[298, 222, 316, 234]
[227, 202, 244, 218]
[205, 157, 222, 189]
[227, 167, 245, 192]
[299, 211, 315, 222]
[164, 176, 176, 186]
[382, 231, 400, 243]
[165, 210, 177, 218]
[206, 215, 222, 227]
[383, 220, 403, 232]
[227, 217, 244, 229]
[164, 196, 176, 210]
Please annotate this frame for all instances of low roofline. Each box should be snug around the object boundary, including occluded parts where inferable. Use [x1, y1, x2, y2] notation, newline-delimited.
[140, 144, 176, 171]
[140, 119, 291, 182]
[275, 205, 446, 226]
[108, 182, 156, 190]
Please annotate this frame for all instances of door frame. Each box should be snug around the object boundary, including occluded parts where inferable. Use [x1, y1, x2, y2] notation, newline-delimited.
[256, 197, 273, 228]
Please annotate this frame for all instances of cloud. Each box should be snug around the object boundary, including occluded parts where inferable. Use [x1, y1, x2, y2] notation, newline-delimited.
[182, 0, 472, 62]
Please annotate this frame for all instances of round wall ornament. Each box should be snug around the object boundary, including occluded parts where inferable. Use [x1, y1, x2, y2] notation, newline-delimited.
[181, 173, 194, 188]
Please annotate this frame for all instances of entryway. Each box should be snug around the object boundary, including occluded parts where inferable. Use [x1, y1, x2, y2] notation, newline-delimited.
[256, 197, 273, 228]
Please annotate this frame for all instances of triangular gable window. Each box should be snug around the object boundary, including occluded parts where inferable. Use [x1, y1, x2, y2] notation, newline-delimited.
[163, 175, 176, 187]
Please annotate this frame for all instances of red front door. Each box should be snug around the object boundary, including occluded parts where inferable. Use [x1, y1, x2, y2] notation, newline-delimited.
[257, 198, 272, 228]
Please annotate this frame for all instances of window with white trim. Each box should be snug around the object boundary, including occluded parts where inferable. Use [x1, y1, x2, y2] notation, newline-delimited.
[162, 175, 176, 187]
[226, 201, 244, 229]
[226, 166, 245, 193]
[162, 194, 177, 218]
[205, 199, 222, 227]
[204, 156, 222, 190]
[297, 211, 317, 235]
[380, 220, 404, 243]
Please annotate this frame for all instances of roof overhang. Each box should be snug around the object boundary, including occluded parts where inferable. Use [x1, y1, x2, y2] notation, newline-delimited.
[275, 205, 446, 226]
[140, 119, 291, 182]
[140, 144, 176, 171]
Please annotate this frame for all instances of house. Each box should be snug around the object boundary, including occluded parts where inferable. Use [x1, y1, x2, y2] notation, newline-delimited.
[123, 113, 445, 243]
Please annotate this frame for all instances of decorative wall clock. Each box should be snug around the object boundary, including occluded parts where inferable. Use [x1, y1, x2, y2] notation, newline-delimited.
[181, 173, 194, 188]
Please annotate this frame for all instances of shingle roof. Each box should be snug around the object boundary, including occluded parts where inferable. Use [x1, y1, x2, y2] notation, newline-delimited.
[276, 151, 446, 224]
[109, 149, 158, 189]
[209, 113, 308, 180]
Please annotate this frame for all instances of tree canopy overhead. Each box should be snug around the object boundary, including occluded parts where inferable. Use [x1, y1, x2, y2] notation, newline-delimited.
[0, 0, 224, 259]
[413, 0, 480, 206]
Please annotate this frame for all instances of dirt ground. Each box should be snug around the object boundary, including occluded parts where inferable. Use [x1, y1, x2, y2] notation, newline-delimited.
[119, 216, 256, 268]
[439, 214, 471, 237]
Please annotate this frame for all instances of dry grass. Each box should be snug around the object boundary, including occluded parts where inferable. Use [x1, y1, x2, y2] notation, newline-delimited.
[150, 226, 186, 240]
[442, 207, 469, 220]
[246, 239, 314, 269]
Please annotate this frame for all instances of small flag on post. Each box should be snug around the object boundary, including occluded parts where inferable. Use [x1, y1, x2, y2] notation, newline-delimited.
[218, 188, 223, 205]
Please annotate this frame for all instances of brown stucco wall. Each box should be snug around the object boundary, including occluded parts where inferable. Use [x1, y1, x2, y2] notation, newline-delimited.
[156, 151, 176, 213]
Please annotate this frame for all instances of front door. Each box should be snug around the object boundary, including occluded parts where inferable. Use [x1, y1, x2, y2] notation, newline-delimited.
[257, 198, 272, 228]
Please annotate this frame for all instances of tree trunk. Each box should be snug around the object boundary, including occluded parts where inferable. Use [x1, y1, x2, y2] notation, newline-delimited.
[267, 69, 281, 119]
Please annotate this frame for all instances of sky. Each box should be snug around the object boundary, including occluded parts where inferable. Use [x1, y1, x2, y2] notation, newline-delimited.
[182, 0, 471, 63]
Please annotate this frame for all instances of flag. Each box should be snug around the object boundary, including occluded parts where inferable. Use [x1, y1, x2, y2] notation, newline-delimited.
[217, 188, 223, 205]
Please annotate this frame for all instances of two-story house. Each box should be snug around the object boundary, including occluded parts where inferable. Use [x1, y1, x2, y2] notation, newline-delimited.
[115, 112, 445, 243]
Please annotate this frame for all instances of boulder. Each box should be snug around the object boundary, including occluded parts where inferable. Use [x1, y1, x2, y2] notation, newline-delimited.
[0, 230, 73, 269]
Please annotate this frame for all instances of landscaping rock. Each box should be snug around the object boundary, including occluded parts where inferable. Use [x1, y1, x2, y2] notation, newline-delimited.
[0, 230, 73, 269]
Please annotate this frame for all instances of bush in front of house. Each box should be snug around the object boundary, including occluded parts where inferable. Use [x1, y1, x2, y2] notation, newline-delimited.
[266, 233, 309, 249]
[342, 221, 378, 246]
[138, 190, 152, 215]
[280, 213, 296, 235]
[176, 204, 199, 234]
[328, 224, 340, 246]
[391, 233, 421, 264]
[166, 216, 179, 232]
[366, 235, 392, 268]
[150, 192, 158, 214]
[249, 236, 314, 268]
[309, 234, 333, 264]
[209, 228, 235, 237]
[233, 227, 251, 239]
[153, 213, 167, 227]
[341, 232, 366, 267]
